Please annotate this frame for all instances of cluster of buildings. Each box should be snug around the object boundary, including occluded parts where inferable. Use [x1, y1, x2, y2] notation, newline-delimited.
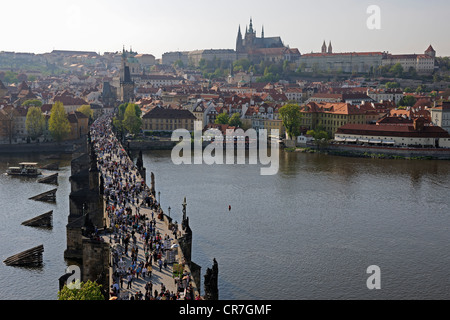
[298, 43, 436, 75]
[0, 78, 96, 144]
[0, 18, 448, 148]
[2, 49, 449, 148]
[160, 18, 437, 76]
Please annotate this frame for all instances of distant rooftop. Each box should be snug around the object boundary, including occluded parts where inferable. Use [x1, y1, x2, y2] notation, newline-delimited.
[50, 50, 98, 56]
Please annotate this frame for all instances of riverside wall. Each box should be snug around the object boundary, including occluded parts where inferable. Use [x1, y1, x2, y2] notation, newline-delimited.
[324, 144, 450, 160]
[0, 139, 84, 154]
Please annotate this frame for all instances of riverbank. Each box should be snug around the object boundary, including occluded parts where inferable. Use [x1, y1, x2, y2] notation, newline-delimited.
[0, 138, 85, 154]
[286, 144, 450, 160]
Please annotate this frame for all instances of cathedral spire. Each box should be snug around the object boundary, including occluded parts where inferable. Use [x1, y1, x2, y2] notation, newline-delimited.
[261, 25, 264, 38]
[236, 25, 243, 52]
[249, 17, 254, 34]
[322, 40, 327, 53]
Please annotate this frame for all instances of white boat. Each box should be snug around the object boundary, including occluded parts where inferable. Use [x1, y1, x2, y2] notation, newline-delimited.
[6, 162, 42, 177]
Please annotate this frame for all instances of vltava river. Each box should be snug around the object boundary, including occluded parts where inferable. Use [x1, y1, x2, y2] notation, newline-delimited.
[142, 150, 450, 300]
[1, 150, 450, 299]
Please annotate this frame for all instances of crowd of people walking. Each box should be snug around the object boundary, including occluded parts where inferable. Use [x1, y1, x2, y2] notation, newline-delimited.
[89, 115, 196, 300]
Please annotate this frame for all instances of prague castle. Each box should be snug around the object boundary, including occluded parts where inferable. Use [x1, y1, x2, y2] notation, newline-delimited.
[298, 42, 436, 74]
[236, 18, 285, 54]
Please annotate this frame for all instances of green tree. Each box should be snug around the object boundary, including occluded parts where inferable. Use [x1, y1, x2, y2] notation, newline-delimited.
[233, 58, 252, 73]
[123, 103, 142, 134]
[77, 104, 94, 120]
[173, 59, 185, 69]
[228, 112, 242, 127]
[58, 280, 104, 300]
[385, 82, 400, 89]
[118, 103, 141, 120]
[48, 101, 71, 142]
[215, 112, 230, 125]
[279, 103, 302, 139]
[25, 106, 46, 140]
[389, 63, 404, 77]
[22, 99, 43, 107]
[415, 85, 429, 93]
[307, 128, 329, 148]
[398, 95, 417, 107]
[404, 87, 413, 93]
[3, 71, 18, 84]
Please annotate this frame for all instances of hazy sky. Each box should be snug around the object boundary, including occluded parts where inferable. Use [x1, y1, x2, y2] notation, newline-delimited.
[2, 0, 449, 58]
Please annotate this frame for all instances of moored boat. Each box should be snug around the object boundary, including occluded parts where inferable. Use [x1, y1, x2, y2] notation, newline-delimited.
[6, 162, 42, 177]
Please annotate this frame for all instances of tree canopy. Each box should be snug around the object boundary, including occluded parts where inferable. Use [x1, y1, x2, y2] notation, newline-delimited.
[398, 95, 417, 107]
[22, 99, 43, 107]
[279, 103, 302, 139]
[77, 104, 94, 120]
[25, 106, 46, 140]
[122, 103, 142, 135]
[307, 127, 329, 148]
[58, 280, 104, 300]
[228, 112, 242, 127]
[48, 101, 71, 142]
[215, 112, 230, 125]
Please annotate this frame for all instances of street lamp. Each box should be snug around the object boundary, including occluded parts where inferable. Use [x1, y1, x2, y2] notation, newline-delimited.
[168, 206, 171, 219]
[158, 191, 161, 205]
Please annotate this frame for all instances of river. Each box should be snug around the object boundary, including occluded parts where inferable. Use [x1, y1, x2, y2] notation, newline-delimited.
[142, 150, 450, 300]
[0, 150, 450, 299]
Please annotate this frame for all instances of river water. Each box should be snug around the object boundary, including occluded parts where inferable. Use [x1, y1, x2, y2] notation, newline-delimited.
[1, 150, 450, 300]
[0, 153, 72, 300]
[142, 150, 450, 300]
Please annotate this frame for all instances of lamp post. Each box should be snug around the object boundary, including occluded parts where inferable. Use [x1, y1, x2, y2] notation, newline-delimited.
[168, 206, 171, 219]
[158, 191, 160, 205]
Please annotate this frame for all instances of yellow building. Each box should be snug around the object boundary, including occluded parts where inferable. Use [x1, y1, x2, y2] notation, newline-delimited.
[263, 119, 285, 137]
[67, 111, 89, 140]
[142, 106, 196, 132]
[300, 102, 366, 138]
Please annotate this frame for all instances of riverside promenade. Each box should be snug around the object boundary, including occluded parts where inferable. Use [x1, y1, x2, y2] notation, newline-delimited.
[90, 116, 199, 300]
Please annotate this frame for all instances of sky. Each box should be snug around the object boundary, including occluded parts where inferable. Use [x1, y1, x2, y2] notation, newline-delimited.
[1, 0, 449, 59]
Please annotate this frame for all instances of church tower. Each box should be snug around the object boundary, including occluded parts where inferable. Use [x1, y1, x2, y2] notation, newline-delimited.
[245, 17, 256, 50]
[425, 45, 436, 59]
[236, 25, 244, 53]
[328, 41, 333, 54]
[322, 41, 327, 53]
[120, 50, 135, 103]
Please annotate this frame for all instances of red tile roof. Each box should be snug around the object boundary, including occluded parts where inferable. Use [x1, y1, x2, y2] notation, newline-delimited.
[337, 123, 450, 138]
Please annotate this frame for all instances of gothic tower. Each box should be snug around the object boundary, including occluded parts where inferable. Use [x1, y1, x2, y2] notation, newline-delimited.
[328, 41, 333, 54]
[245, 17, 256, 50]
[120, 50, 135, 103]
[236, 25, 244, 53]
[322, 41, 327, 53]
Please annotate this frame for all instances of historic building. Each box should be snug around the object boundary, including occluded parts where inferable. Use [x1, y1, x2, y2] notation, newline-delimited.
[335, 117, 450, 148]
[236, 18, 300, 63]
[299, 102, 367, 138]
[381, 45, 436, 74]
[299, 42, 436, 74]
[142, 106, 196, 132]
[299, 48, 384, 74]
[119, 52, 135, 103]
[236, 18, 284, 54]
[430, 101, 450, 134]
